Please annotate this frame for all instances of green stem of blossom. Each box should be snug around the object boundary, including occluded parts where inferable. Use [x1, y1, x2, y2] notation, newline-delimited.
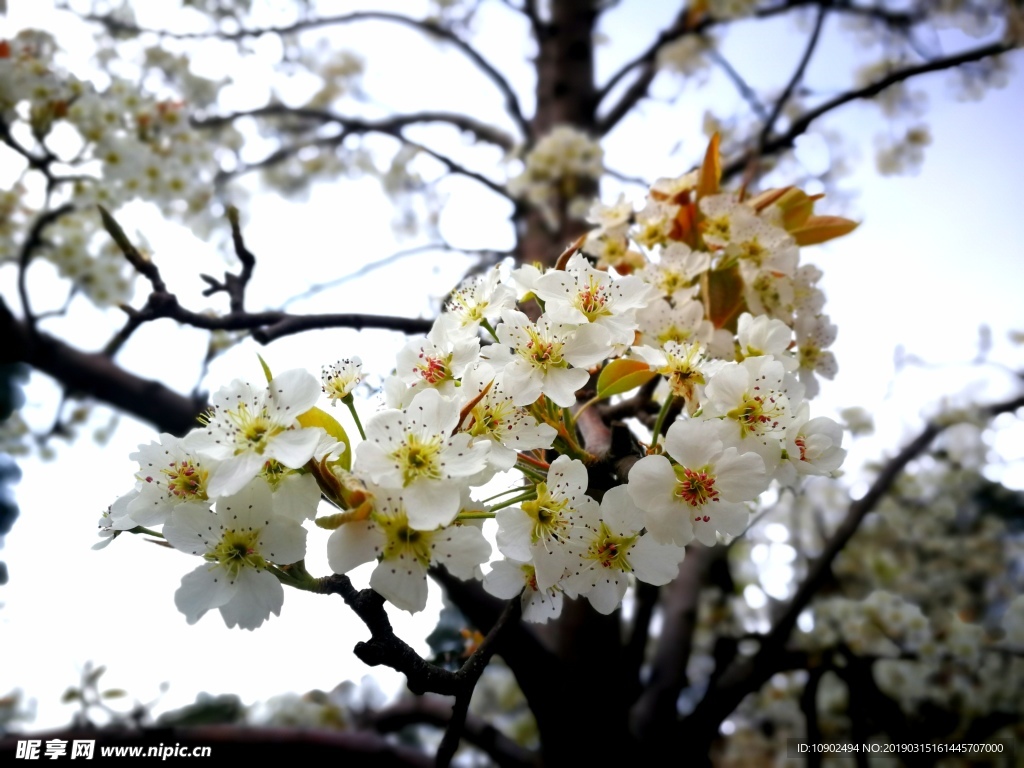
[129, 525, 164, 539]
[480, 319, 500, 342]
[456, 511, 497, 520]
[267, 562, 318, 592]
[480, 485, 533, 503]
[488, 491, 537, 512]
[342, 395, 366, 440]
[650, 394, 676, 450]
[515, 461, 547, 483]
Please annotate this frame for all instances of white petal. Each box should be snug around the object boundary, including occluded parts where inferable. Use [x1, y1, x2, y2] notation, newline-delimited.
[631, 536, 686, 585]
[328, 521, 385, 574]
[266, 428, 321, 469]
[371, 559, 429, 613]
[405, 480, 461, 530]
[164, 506, 220, 555]
[483, 560, 529, 599]
[218, 568, 284, 630]
[207, 452, 264, 498]
[267, 369, 322, 419]
[175, 565, 236, 624]
[431, 525, 492, 579]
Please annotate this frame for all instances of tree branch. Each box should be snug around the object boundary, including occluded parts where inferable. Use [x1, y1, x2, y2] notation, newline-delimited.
[0, 298, 205, 436]
[680, 391, 1024, 743]
[595, 4, 693, 135]
[85, 10, 529, 138]
[724, 41, 1018, 180]
[195, 107, 516, 152]
[758, 1, 829, 152]
[368, 697, 536, 768]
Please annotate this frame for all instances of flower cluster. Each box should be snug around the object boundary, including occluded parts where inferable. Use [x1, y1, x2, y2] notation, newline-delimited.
[104, 136, 856, 629]
[1, 30, 219, 305]
[507, 126, 604, 228]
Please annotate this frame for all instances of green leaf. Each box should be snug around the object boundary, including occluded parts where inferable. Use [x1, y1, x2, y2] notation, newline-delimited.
[256, 354, 274, 384]
[61, 688, 81, 703]
[596, 359, 656, 399]
[101, 689, 127, 700]
[297, 406, 351, 471]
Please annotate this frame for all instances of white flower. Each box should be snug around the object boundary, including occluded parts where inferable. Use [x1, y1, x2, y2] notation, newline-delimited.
[484, 558, 564, 623]
[736, 312, 795, 369]
[442, 266, 516, 339]
[355, 388, 489, 529]
[632, 341, 716, 410]
[327, 492, 491, 614]
[794, 313, 838, 398]
[637, 298, 712, 349]
[495, 454, 596, 590]
[163, 480, 306, 630]
[565, 485, 686, 614]
[396, 320, 480, 395]
[780, 403, 846, 482]
[121, 433, 215, 527]
[321, 358, 363, 404]
[534, 252, 653, 346]
[703, 356, 795, 474]
[491, 309, 611, 407]
[459, 363, 557, 471]
[640, 242, 709, 303]
[185, 369, 325, 497]
[627, 419, 766, 546]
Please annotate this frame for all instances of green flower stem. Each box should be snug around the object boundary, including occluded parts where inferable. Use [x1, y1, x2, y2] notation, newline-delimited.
[130, 526, 164, 539]
[343, 394, 366, 440]
[480, 319, 500, 342]
[268, 563, 318, 592]
[456, 511, 497, 520]
[489, 492, 537, 512]
[651, 394, 676, 450]
[480, 485, 532, 503]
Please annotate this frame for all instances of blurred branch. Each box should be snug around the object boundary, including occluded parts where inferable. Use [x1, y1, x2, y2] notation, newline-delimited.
[595, 4, 694, 135]
[631, 544, 714, 741]
[724, 40, 1019, 180]
[368, 697, 536, 768]
[757, 1, 829, 153]
[680, 390, 1024, 744]
[85, 10, 529, 138]
[195, 107, 516, 152]
[0, 297, 205, 436]
[17, 204, 75, 329]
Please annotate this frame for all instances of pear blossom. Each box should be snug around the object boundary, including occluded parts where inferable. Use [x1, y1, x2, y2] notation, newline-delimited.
[633, 340, 716, 410]
[355, 388, 489, 529]
[459, 363, 557, 471]
[162, 480, 307, 630]
[321, 358, 364, 404]
[637, 297, 713, 349]
[442, 266, 516, 338]
[628, 419, 767, 546]
[779, 404, 846, 484]
[534, 252, 653, 345]
[565, 486, 686, 614]
[794, 313, 838, 398]
[495, 454, 597, 590]
[327, 491, 491, 614]
[639, 242, 709, 303]
[185, 369, 325, 497]
[396, 320, 480, 395]
[119, 433, 215, 527]
[484, 557, 565, 623]
[491, 309, 612, 407]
